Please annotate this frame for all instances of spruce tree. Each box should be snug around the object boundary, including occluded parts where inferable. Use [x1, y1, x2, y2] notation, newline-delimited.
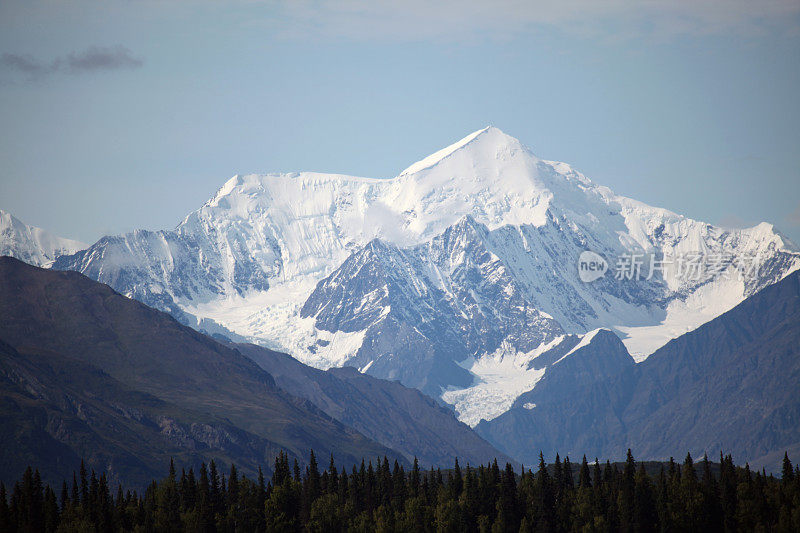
[700, 453, 723, 531]
[327, 455, 338, 496]
[392, 460, 405, 508]
[719, 453, 738, 532]
[579, 456, 592, 489]
[293, 459, 301, 483]
[633, 464, 657, 532]
[209, 460, 222, 517]
[198, 462, 213, 532]
[43, 485, 59, 532]
[619, 449, 636, 531]
[307, 449, 321, 503]
[783, 452, 795, 485]
[0, 483, 8, 532]
[338, 467, 349, 503]
[535, 452, 554, 531]
[553, 453, 564, 499]
[228, 464, 239, 509]
[79, 460, 89, 512]
[563, 456, 574, 490]
[59, 481, 68, 515]
[452, 458, 463, 499]
[185, 467, 197, 511]
[499, 462, 519, 531]
[70, 473, 79, 514]
[410, 457, 421, 498]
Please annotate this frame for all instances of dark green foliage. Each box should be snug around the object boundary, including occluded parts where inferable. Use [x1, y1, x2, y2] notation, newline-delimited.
[1, 450, 799, 532]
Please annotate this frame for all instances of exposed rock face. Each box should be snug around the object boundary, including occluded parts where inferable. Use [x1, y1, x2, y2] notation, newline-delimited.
[476, 270, 800, 474]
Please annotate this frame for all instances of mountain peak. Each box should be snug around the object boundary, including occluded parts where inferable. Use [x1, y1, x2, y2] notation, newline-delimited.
[0, 209, 86, 267]
[398, 126, 528, 177]
[205, 174, 243, 208]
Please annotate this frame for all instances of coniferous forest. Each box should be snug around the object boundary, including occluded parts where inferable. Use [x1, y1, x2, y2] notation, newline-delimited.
[2, 450, 799, 532]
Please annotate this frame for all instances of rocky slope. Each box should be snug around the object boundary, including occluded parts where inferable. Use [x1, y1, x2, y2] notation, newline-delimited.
[0, 257, 401, 487]
[0, 337, 289, 490]
[235, 342, 510, 468]
[476, 270, 800, 473]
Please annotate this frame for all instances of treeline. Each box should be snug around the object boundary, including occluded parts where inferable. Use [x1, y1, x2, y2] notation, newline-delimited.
[1, 449, 799, 532]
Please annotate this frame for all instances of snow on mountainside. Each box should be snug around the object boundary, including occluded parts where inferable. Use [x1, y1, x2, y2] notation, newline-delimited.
[0, 209, 85, 267]
[50, 127, 800, 423]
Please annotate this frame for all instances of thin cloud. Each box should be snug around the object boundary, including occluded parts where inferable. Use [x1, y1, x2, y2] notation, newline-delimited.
[260, 0, 800, 42]
[717, 214, 754, 230]
[0, 45, 142, 80]
[788, 203, 800, 226]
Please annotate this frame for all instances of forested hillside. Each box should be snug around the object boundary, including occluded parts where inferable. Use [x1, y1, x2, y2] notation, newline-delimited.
[3, 450, 799, 532]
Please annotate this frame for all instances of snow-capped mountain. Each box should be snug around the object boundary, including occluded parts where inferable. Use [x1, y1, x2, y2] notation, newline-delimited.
[50, 127, 800, 423]
[0, 209, 85, 267]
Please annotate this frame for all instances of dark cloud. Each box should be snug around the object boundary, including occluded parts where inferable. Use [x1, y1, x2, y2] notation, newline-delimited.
[0, 45, 142, 80]
[65, 45, 143, 73]
[0, 53, 52, 77]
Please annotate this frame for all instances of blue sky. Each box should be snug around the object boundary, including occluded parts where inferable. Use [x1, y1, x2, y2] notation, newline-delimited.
[1, 0, 799, 244]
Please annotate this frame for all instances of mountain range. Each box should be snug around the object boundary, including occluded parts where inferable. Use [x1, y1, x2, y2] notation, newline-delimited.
[38, 126, 800, 421]
[1, 126, 799, 476]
